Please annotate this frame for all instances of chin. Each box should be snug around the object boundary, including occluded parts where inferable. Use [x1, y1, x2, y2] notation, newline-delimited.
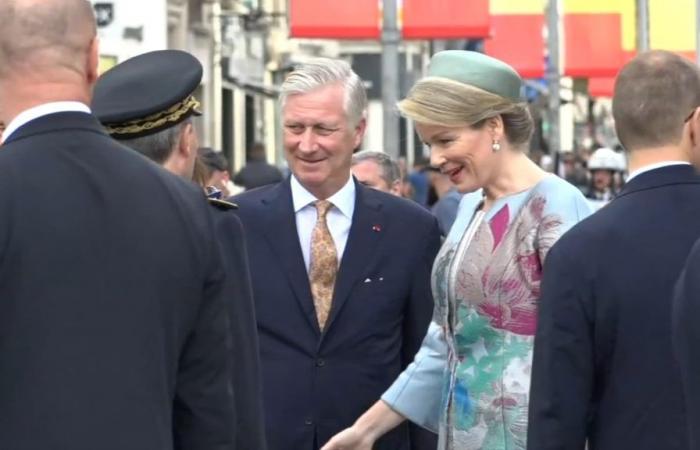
[295, 171, 327, 187]
[455, 180, 481, 195]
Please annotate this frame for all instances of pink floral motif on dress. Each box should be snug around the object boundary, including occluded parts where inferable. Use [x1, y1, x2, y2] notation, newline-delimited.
[477, 195, 563, 336]
[490, 205, 510, 251]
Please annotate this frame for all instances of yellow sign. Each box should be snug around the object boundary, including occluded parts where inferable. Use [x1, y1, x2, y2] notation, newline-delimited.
[98, 55, 118, 75]
[650, 0, 696, 50]
[490, 0, 546, 15]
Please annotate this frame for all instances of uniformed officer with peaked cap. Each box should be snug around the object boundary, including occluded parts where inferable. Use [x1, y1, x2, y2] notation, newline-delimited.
[92, 49, 267, 450]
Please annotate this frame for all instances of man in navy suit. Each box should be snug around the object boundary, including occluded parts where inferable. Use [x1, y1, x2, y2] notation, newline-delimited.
[527, 50, 700, 450]
[233, 58, 441, 450]
[0, 1, 234, 449]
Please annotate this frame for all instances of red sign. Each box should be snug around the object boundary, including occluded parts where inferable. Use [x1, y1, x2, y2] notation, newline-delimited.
[564, 13, 625, 78]
[484, 14, 545, 79]
[402, 0, 490, 39]
[289, 0, 380, 39]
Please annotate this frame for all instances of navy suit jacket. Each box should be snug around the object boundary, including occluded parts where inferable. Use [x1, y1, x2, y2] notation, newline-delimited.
[528, 164, 700, 450]
[0, 112, 235, 450]
[674, 238, 700, 450]
[232, 178, 441, 450]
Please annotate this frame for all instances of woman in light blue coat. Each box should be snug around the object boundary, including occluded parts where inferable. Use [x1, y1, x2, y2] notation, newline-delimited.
[322, 51, 591, 450]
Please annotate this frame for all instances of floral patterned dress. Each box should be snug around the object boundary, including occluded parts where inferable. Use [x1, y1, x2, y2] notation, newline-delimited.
[382, 175, 592, 450]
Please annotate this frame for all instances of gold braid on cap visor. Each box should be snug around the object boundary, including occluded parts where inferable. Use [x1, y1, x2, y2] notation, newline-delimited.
[105, 95, 201, 136]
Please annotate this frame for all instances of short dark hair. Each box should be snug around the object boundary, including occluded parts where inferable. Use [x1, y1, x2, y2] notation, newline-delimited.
[198, 147, 228, 171]
[613, 50, 700, 151]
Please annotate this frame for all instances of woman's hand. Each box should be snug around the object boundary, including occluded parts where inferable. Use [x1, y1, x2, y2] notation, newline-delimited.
[320, 425, 375, 450]
[320, 400, 406, 450]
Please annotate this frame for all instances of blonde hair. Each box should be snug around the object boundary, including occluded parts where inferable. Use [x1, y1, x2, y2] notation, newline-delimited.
[398, 77, 534, 147]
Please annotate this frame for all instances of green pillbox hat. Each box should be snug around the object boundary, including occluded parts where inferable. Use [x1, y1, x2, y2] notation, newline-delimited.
[427, 50, 524, 101]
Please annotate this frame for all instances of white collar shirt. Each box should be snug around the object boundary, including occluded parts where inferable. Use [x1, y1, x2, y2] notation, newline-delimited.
[291, 174, 356, 272]
[626, 161, 691, 183]
[2, 102, 91, 143]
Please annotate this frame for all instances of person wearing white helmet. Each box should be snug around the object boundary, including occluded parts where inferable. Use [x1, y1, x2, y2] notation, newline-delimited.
[585, 146, 625, 209]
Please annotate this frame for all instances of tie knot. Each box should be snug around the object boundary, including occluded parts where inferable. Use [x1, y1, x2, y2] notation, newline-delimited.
[314, 200, 334, 218]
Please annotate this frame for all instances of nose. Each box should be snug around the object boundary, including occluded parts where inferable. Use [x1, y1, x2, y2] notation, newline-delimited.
[298, 128, 317, 153]
[430, 147, 446, 170]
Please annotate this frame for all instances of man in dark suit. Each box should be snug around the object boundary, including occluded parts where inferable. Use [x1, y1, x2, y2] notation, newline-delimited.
[674, 240, 700, 450]
[91, 50, 266, 450]
[527, 50, 700, 450]
[0, 2, 234, 449]
[232, 58, 441, 450]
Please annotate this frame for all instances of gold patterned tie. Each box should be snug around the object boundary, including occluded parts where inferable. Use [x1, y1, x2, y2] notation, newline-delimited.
[309, 200, 338, 330]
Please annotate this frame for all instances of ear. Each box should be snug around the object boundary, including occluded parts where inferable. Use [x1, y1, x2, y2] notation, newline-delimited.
[487, 115, 505, 141]
[390, 180, 402, 196]
[86, 36, 100, 86]
[352, 116, 367, 149]
[179, 123, 195, 157]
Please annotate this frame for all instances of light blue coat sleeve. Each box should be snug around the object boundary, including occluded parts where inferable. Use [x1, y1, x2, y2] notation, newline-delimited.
[381, 321, 447, 433]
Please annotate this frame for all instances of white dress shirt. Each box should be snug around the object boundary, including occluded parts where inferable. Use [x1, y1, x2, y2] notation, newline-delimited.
[291, 175, 356, 272]
[626, 161, 691, 182]
[2, 101, 91, 143]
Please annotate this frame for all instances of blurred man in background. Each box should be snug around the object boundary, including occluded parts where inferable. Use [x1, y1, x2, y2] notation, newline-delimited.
[351, 150, 402, 196]
[233, 141, 283, 190]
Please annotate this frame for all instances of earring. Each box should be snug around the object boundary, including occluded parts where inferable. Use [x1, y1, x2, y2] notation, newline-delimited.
[492, 140, 501, 152]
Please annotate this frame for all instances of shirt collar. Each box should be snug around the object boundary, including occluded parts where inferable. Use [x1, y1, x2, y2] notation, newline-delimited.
[2, 101, 91, 143]
[290, 174, 356, 219]
[626, 161, 691, 183]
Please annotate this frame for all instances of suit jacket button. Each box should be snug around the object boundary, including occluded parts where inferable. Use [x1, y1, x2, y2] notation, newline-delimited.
[304, 419, 313, 426]
[316, 358, 325, 367]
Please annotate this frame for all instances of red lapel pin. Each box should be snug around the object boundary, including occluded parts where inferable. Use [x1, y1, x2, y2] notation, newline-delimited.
[372, 224, 382, 232]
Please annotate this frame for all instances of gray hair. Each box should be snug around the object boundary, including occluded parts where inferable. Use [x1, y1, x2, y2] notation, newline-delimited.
[352, 151, 401, 187]
[118, 120, 190, 164]
[280, 58, 367, 126]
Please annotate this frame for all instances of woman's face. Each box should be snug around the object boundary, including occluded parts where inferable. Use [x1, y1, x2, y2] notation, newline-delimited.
[416, 122, 499, 194]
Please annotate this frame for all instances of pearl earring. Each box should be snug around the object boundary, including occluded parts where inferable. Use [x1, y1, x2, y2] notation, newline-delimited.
[492, 140, 501, 152]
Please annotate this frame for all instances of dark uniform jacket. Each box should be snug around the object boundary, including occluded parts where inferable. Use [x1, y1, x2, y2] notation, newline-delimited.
[528, 164, 700, 450]
[208, 198, 267, 450]
[232, 178, 441, 450]
[0, 112, 235, 450]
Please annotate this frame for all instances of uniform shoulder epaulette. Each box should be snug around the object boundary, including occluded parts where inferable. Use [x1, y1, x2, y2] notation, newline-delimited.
[208, 198, 239, 210]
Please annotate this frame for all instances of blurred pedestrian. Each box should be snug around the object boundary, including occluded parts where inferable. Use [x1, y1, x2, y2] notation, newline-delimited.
[199, 146, 239, 198]
[232, 141, 283, 190]
[584, 146, 625, 211]
[351, 150, 402, 195]
[424, 167, 462, 236]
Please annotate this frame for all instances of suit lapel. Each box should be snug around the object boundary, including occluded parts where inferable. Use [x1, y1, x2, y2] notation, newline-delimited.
[261, 180, 321, 335]
[324, 183, 385, 335]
